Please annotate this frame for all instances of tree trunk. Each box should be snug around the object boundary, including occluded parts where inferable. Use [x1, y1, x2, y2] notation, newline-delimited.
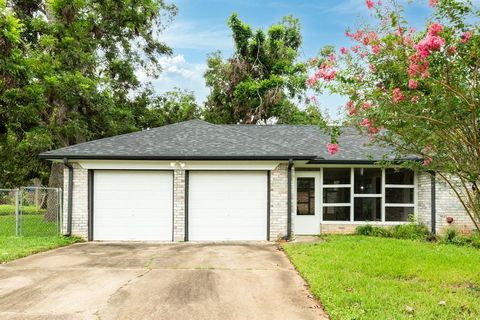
[45, 163, 63, 222]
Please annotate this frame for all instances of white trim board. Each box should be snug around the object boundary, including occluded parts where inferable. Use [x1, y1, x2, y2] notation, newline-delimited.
[77, 160, 283, 170]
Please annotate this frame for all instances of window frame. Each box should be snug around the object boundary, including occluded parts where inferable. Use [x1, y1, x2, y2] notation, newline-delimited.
[316, 166, 416, 224]
[296, 177, 316, 216]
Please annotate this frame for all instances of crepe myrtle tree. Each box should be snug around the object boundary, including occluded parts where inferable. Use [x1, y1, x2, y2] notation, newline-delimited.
[308, 0, 480, 231]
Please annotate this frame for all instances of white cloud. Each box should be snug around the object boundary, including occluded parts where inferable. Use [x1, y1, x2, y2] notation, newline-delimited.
[138, 54, 209, 103]
[161, 20, 233, 51]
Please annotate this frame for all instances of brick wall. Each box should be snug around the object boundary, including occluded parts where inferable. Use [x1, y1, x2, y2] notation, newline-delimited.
[63, 163, 88, 239]
[270, 163, 292, 240]
[173, 169, 186, 241]
[417, 172, 476, 234]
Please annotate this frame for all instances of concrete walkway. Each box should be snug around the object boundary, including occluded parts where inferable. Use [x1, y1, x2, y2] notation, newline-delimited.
[0, 242, 327, 320]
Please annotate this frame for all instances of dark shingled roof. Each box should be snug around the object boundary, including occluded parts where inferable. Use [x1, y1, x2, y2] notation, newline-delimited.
[40, 119, 406, 162]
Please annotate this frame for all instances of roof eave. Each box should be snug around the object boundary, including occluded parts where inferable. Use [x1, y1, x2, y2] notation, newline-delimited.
[307, 157, 421, 164]
[39, 154, 317, 161]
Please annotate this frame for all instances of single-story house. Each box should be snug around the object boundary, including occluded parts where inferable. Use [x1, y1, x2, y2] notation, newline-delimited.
[40, 120, 475, 241]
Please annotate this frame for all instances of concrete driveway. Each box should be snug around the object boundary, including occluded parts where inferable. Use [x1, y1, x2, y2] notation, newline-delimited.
[0, 242, 327, 320]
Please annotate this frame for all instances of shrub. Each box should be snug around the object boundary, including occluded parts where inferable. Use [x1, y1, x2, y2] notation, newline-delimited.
[356, 221, 429, 240]
[440, 229, 480, 249]
[356, 224, 375, 236]
[391, 223, 429, 240]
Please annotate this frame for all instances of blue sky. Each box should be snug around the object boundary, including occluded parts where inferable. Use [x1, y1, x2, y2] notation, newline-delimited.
[145, 0, 434, 118]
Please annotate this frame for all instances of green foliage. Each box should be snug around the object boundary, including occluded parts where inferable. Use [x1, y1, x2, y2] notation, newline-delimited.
[0, 0, 178, 187]
[284, 236, 480, 319]
[0, 205, 46, 216]
[440, 229, 480, 249]
[356, 222, 430, 240]
[203, 14, 313, 124]
[311, 0, 480, 231]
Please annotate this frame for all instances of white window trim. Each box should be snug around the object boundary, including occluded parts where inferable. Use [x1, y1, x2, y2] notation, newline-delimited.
[318, 167, 416, 223]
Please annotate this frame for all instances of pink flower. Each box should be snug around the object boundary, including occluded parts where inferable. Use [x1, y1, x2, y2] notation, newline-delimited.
[429, 0, 438, 7]
[416, 35, 445, 57]
[372, 45, 381, 55]
[309, 96, 317, 103]
[327, 143, 340, 155]
[392, 88, 406, 103]
[408, 79, 418, 89]
[340, 47, 348, 54]
[366, 0, 374, 9]
[351, 45, 360, 53]
[362, 101, 371, 110]
[306, 77, 317, 86]
[408, 53, 430, 78]
[411, 95, 419, 103]
[369, 64, 377, 73]
[423, 157, 432, 166]
[460, 31, 472, 43]
[428, 23, 443, 36]
[360, 118, 372, 127]
[346, 101, 357, 116]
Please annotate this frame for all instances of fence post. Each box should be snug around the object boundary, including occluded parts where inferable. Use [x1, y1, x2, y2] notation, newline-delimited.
[15, 188, 19, 236]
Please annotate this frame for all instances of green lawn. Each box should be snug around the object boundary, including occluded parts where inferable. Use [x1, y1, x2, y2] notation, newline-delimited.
[0, 214, 80, 263]
[0, 214, 58, 236]
[283, 235, 480, 320]
[0, 236, 81, 263]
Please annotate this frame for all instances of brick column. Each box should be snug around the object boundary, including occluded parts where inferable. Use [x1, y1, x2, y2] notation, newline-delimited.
[270, 163, 292, 240]
[63, 163, 88, 239]
[173, 169, 186, 241]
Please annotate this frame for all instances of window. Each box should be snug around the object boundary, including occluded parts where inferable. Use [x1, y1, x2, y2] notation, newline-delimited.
[323, 168, 350, 185]
[354, 198, 381, 221]
[320, 167, 415, 223]
[354, 168, 381, 194]
[322, 168, 352, 221]
[297, 178, 315, 215]
[385, 168, 414, 222]
[323, 206, 350, 221]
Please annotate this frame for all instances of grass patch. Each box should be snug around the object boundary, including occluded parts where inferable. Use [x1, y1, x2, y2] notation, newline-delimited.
[0, 204, 46, 216]
[0, 214, 58, 236]
[283, 235, 480, 320]
[0, 236, 82, 263]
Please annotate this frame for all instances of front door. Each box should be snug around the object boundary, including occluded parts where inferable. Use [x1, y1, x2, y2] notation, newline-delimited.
[294, 171, 320, 235]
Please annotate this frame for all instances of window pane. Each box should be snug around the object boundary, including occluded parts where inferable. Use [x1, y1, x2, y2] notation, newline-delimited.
[354, 198, 382, 221]
[323, 188, 350, 203]
[385, 207, 413, 222]
[385, 188, 414, 204]
[323, 168, 350, 184]
[354, 168, 381, 194]
[323, 206, 350, 221]
[385, 168, 414, 185]
[297, 178, 315, 215]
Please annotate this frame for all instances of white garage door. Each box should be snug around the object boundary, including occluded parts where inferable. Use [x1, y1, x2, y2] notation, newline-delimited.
[188, 171, 268, 241]
[93, 171, 173, 241]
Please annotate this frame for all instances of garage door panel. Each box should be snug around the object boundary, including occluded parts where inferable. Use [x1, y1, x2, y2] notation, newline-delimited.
[189, 171, 268, 241]
[93, 171, 173, 241]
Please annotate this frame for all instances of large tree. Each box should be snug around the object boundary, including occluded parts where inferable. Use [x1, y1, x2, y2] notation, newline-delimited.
[203, 14, 319, 125]
[0, 0, 177, 187]
[308, 0, 480, 230]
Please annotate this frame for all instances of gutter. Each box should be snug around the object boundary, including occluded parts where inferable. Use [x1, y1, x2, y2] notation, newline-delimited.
[430, 171, 436, 234]
[63, 158, 73, 237]
[307, 157, 421, 165]
[39, 154, 317, 161]
[286, 158, 293, 240]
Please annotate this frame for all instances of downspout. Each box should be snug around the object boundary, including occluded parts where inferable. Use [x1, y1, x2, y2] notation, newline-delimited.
[287, 159, 293, 240]
[430, 172, 436, 235]
[63, 158, 73, 237]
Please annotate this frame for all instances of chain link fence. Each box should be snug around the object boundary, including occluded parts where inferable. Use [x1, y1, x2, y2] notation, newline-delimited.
[0, 187, 62, 237]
